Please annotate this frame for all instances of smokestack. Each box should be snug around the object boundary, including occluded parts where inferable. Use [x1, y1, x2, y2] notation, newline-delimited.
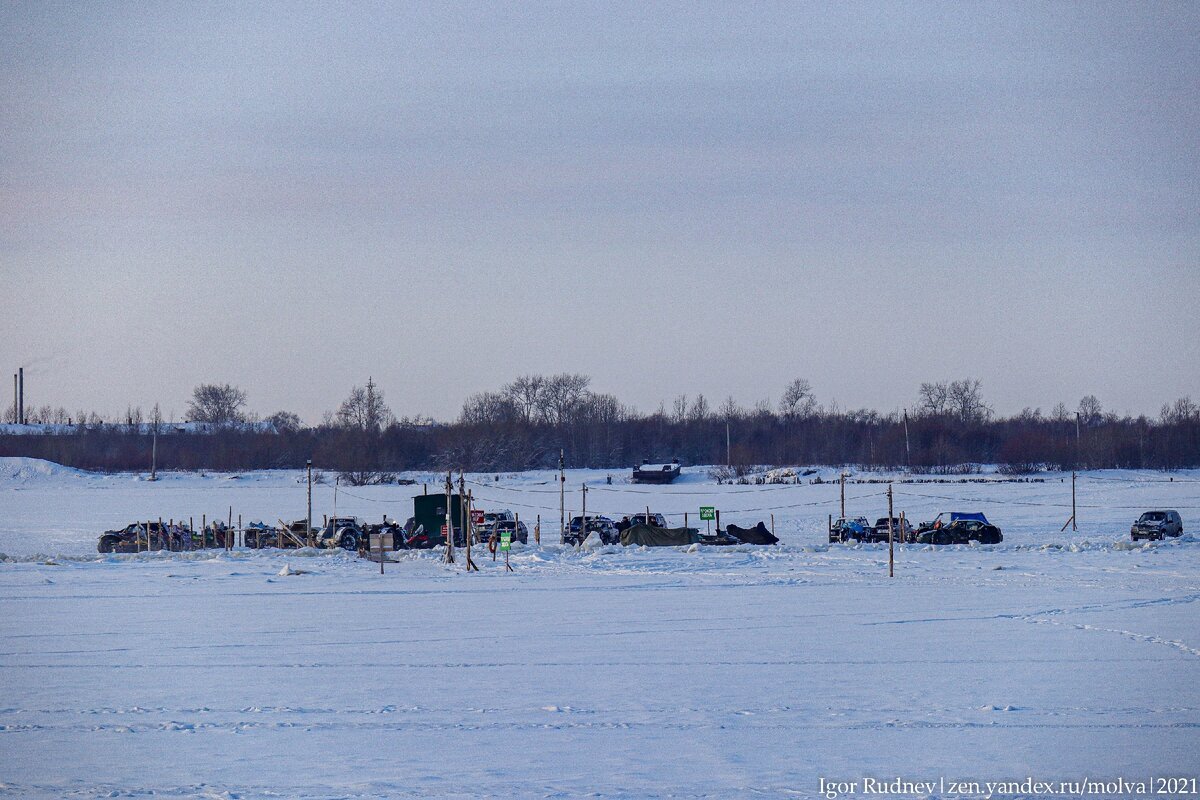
[18, 367, 23, 425]
[11, 374, 15, 426]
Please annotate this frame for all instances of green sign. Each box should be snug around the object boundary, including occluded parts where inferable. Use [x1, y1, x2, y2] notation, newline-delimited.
[500, 530, 512, 551]
[699, 506, 716, 521]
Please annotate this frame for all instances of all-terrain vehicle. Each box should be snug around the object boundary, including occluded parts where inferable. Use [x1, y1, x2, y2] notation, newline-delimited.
[1131, 510, 1183, 541]
[913, 513, 1003, 545]
[317, 516, 367, 550]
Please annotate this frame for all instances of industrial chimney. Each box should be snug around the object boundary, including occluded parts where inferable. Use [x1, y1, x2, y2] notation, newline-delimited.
[18, 367, 23, 425]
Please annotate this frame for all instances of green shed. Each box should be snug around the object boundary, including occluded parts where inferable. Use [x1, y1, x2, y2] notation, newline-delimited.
[412, 493, 467, 545]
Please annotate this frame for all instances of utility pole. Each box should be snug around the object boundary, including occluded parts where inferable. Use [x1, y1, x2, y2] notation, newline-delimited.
[726, 421, 731, 467]
[903, 409, 911, 469]
[887, 483, 894, 578]
[581, 482, 588, 543]
[443, 472, 455, 564]
[462, 478, 477, 571]
[1070, 469, 1077, 531]
[559, 449, 565, 540]
[150, 419, 158, 481]
[840, 472, 846, 518]
[306, 460, 313, 547]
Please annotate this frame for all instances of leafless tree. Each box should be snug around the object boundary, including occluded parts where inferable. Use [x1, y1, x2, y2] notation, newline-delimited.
[779, 378, 817, 419]
[1077, 395, 1103, 425]
[502, 374, 546, 423]
[948, 379, 991, 422]
[688, 394, 710, 422]
[267, 410, 303, 433]
[187, 383, 248, 426]
[336, 377, 394, 431]
[541, 373, 591, 425]
[917, 381, 950, 415]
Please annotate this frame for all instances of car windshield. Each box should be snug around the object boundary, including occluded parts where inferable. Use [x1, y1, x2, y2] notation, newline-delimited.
[1139, 512, 1166, 522]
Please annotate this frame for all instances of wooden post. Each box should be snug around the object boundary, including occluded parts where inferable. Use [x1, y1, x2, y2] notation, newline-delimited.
[645, 505, 650, 524]
[160, 517, 166, 551]
[684, 512, 688, 531]
[464, 484, 478, 572]
[236, 514, 241, 549]
[840, 473, 846, 518]
[1072, 469, 1077, 531]
[535, 514, 540, 545]
[770, 513, 775, 540]
[559, 449, 565, 540]
[887, 483, 894, 578]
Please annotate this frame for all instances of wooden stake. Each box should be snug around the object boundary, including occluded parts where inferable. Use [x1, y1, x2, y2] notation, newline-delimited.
[443, 472, 455, 564]
[535, 514, 540, 545]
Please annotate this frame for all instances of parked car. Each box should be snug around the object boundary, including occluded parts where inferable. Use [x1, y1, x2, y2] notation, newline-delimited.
[621, 512, 668, 530]
[870, 516, 914, 543]
[1131, 510, 1184, 541]
[563, 515, 620, 545]
[828, 516, 874, 543]
[914, 516, 1003, 545]
[98, 521, 168, 553]
[475, 509, 516, 543]
[487, 519, 529, 545]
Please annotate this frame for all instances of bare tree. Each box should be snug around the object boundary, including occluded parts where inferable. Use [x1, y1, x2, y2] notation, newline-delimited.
[267, 410, 303, 433]
[502, 374, 546, 423]
[718, 395, 742, 421]
[336, 377, 394, 431]
[917, 381, 950, 415]
[1078, 395, 1103, 426]
[541, 373, 591, 425]
[187, 383, 248, 426]
[779, 378, 817, 419]
[671, 394, 689, 423]
[948, 379, 991, 422]
[460, 391, 520, 425]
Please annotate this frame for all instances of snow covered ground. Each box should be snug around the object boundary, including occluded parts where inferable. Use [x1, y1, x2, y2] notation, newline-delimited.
[1, 458, 1197, 798]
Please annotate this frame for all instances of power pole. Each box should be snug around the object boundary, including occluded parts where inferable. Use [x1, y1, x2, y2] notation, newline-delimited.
[887, 483, 894, 578]
[559, 449, 565, 539]
[462, 477, 477, 571]
[581, 482, 588, 543]
[150, 416, 158, 481]
[1071, 469, 1077, 531]
[443, 472, 455, 563]
[726, 421, 731, 467]
[903, 408, 911, 469]
[840, 472, 846, 518]
[306, 460, 313, 547]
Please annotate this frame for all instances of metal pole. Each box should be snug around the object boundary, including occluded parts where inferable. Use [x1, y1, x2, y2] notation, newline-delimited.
[444, 472, 455, 563]
[306, 461, 313, 548]
[18, 367, 23, 425]
[888, 484, 894, 578]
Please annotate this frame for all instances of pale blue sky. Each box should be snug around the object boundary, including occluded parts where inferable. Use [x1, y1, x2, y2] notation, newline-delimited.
[2, 2, 1197, 422]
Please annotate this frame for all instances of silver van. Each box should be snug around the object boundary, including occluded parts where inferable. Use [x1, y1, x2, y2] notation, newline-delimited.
[1131, 510, 1183, 540]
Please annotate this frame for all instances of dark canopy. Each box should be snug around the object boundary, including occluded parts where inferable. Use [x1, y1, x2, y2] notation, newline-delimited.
[725, 522, 779, 545]
[620, 524, 700, 547]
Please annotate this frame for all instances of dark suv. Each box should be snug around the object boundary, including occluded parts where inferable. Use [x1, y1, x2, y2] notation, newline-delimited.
[1131, 510, 1183, 541]
[563, 515, 619, 545]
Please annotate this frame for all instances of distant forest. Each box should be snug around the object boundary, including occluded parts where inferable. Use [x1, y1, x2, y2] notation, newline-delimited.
[3, 375, 1199, 477]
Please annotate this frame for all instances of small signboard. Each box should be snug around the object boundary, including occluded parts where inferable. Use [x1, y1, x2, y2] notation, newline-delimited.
[369, 531, 394, 552]
[699, 506, 716, 521]
[471, 509, 485, 526]
[500, 530, 512, 551]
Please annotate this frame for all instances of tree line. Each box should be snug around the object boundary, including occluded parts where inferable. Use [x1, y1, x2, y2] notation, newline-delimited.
[2, 375, 1199, 475]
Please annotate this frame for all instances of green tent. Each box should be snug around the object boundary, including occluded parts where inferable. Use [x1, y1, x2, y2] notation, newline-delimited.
[620, 523, 700, 547]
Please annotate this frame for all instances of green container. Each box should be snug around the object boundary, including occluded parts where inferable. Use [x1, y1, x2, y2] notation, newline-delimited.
[413, 493, 466, 545]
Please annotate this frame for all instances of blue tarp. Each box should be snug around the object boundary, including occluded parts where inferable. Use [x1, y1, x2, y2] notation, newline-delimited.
[949, 512, 989, 524]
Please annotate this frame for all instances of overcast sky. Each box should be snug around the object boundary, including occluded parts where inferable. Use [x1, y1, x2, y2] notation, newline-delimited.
[2, 2, 1197, 423]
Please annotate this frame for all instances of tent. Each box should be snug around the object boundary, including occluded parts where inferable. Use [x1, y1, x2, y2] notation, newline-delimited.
[725, 522, 779, 545]
[620, 523, 700, 547]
